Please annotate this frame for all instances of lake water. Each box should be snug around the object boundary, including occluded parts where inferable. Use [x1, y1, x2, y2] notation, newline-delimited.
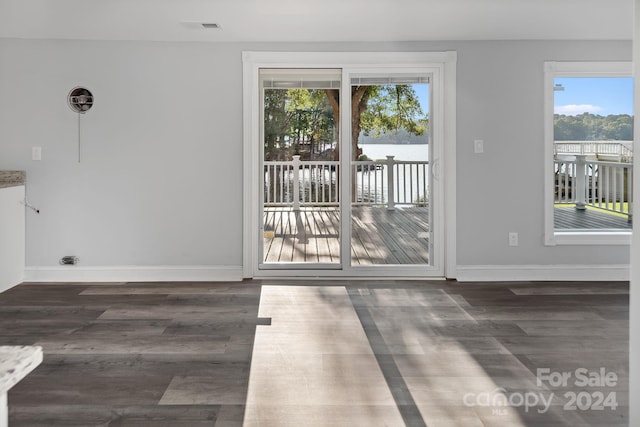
[357, 144, 429, 205]
[360, 144, 429, 162]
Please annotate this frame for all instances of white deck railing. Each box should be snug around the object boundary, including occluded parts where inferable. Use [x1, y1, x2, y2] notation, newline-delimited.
[352, 156, 429, 208]
[555, 155, 633, 220]
[264, 155, 429, 209]
[554, 141, 633, 163]
[264, 157, 340, 208]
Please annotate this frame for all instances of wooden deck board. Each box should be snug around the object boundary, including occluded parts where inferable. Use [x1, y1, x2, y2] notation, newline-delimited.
[358, 212, 414, 264]
[265, 205, 629, 265]
[263, 206, 429, 265]
[351, 216, 385, 265]
[554, 206, 632, 230]
[368, 208, 429, 264]
[351, 215, 391, 264]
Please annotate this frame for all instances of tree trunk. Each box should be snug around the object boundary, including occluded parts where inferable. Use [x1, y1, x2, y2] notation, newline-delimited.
[351, 86, 370, 161]
[324, 86, 372, 203]
[324, 86, 371, 161]
[324, 89, 340, 160]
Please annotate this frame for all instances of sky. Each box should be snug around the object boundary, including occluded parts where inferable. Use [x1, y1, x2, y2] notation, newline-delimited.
[413, 84, 430, 116]
[554, 77, 634, 116]
[396, 79, 632, 117]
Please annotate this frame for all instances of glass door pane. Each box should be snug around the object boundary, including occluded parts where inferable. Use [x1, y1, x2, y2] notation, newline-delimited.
[260, 69, 342, 267]
[349, 77, 432, 265]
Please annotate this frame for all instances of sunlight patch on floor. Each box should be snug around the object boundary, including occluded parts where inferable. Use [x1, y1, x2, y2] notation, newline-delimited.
[243, 285, 529, 427]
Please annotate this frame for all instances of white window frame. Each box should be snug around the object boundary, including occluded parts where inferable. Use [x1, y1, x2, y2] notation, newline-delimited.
[242, 51, 457, 278]
[544, 61, 633, 246]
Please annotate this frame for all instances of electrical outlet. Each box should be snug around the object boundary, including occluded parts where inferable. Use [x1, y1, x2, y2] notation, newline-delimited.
[59, 256, 79, 265]
[508, 232, 519, 247]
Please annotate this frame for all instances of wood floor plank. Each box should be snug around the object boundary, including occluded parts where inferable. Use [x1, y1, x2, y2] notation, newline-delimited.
[2, 280, 628, 427]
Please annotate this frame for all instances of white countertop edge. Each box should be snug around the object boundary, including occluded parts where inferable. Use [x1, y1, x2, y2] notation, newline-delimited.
[0, 346, 43, 394]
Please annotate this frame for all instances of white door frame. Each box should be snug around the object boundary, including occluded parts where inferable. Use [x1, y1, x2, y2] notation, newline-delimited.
[242, 51, 457, 279]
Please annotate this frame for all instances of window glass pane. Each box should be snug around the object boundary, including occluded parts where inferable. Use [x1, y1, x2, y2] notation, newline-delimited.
[260, 69, 341, 265]
[350, 81, 431, 265]
[553, 77, 634, 232]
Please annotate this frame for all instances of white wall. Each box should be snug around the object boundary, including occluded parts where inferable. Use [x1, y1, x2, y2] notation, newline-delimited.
[0, 38, 632, 281]
[0, 40, 244, 279]
[629, 0, 639, 423]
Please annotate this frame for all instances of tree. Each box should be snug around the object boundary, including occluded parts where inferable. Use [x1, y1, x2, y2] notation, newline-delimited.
[286, 89, 335, 157]
[324, 84, 426, 161]
[554, 113, 634, 141]
[263, 89, 289, 160]
[264, 84, 426, 162]
[360, 85, 426, 137]
[263, 89, 336, 160]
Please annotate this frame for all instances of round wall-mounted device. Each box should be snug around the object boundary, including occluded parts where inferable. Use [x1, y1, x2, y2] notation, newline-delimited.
[67, 87, 94, 114]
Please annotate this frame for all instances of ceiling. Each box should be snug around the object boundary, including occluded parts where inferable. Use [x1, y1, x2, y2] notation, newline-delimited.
[0, 0, 633, 43]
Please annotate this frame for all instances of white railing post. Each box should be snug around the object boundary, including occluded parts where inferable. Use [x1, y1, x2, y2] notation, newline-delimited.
[292, 155, 301, 210]
[627, 164, 633, 222]
[575, 155, 587, 210]
[386, 155, 395, 211]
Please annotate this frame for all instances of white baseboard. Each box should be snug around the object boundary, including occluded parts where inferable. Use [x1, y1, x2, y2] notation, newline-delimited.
[20, 264, 629, 283]
[1, 278, 23, 293]
[23, 265, 244, 283]
[455, 264, 630, 282]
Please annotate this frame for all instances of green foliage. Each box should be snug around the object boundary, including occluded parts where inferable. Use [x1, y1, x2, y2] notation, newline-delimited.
[263, 89, 288, 159]
[263, 84, 428, 161]
[286, 89, 335, 151]
[360, 85, 427, 137]
[554, 113, 633, 141]
[263, 89, 336, 160]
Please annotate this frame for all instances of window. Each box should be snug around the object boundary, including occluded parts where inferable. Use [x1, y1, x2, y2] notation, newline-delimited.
[544, 62, 634, 245]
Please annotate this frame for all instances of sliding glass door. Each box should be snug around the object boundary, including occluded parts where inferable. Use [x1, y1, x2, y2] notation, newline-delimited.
[258, 69, 435, 271]
[243, 52, 452, 277]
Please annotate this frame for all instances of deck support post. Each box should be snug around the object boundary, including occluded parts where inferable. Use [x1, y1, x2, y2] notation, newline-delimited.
[292, 155, 301, 211]
[575, 155, 587, 210]
[386, 155, 396, 211]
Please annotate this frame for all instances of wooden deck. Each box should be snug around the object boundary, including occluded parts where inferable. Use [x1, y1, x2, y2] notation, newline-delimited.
[263, 206, 429, 265]
[554, 206, 632, 230]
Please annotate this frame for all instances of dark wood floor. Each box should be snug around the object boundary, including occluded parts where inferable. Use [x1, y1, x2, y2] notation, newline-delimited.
[554, 206, 632, 230]
[263, 206, 429, 265]
[0, 280, 629, 426]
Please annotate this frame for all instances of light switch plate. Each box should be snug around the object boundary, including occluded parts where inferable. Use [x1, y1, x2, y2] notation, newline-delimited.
[32, 146, 42, 161]
[474, 139, 484, 154]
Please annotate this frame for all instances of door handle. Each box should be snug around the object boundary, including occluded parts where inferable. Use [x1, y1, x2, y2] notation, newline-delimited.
[432, 158, 440, 181]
